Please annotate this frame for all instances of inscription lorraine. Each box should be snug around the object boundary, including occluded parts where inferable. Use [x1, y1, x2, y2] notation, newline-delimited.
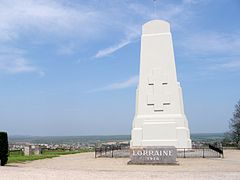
[129, 146, 177, 165]
[132, 149, 173, 157]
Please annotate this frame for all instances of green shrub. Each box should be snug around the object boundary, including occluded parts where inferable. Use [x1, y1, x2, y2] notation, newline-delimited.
[0, 132, 9, 166]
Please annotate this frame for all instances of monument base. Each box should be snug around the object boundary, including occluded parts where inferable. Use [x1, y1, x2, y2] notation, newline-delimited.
[131, 115, 192, 148]
[128, 146, 178, 165]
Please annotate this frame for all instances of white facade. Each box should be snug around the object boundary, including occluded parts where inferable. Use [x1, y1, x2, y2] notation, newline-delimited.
[131, 20, 192, 148]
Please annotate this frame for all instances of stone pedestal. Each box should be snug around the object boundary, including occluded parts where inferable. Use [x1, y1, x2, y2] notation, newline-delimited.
[128, 146, 177, 165]
[24, 145, 32, 156]
[130, 20, 191, 149]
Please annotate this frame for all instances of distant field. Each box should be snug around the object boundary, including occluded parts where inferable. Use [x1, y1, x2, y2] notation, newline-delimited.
[9, 135, 131, 144]
[8, 149, 92, 163]
[191, 133, 224, 142]
[9, 133, 225, 144]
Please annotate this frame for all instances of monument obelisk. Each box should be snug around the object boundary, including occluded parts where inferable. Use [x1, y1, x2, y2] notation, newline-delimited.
[130, 20, 191, 149]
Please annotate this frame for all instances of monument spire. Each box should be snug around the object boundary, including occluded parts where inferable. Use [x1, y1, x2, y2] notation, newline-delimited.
[130, 20, 192, 149]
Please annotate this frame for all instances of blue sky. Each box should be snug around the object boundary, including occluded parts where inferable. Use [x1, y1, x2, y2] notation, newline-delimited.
[0, 0, 239, 136]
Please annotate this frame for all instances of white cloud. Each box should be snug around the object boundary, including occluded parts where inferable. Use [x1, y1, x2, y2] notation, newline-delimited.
[128, 0, 194, 27]
[221, 61, 240, 69]
[0, 58, 44, 76]
[0, 0, 106, 76]
[178, 32, 240, 75]
[88, 75, 138, 93]
[176, 31, 240, 77]
[94, 0, 196, 58]
[0, 0, 202, 59]
[0, 58, 45, 76]
[0, 0, 224, 75]
[0, 0, 105, 42]
[180, 32, 240, 56]
[0, 47, 44, 76]
[208, 60, 240, 71]
[94, 24, 141, 58]
[95, 39, 130, 58]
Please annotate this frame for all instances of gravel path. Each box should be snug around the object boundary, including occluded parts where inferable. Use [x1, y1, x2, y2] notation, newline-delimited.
[1, 150, 240, 180]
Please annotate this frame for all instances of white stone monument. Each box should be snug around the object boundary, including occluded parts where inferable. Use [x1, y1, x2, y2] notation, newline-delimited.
[130, 20, 191, 149]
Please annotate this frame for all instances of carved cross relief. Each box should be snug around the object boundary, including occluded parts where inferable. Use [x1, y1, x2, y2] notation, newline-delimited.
[147, 69, 171, 112]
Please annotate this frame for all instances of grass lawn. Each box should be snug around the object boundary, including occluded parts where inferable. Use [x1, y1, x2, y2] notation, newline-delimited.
[8, 148, 92, 164]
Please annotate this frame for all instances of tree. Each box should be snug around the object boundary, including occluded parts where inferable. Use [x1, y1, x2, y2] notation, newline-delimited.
[0, 132, 9, 166]
[229, 100, 240, 148]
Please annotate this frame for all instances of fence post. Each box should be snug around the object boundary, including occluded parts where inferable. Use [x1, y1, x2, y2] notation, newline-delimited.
[203, 148, 205, 158]
[184, 148, 186, 158]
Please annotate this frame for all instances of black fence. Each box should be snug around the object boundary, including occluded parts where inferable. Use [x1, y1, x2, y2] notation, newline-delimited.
[177, 147, 222, 158]
[95, 144, 224, 158]
[95, 144, 129, 158]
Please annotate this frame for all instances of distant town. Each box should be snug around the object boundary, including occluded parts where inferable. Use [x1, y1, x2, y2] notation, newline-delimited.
[8, 133, 225, 152]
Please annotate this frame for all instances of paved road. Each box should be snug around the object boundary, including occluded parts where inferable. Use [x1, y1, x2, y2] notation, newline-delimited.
[1, 150, 240, 180]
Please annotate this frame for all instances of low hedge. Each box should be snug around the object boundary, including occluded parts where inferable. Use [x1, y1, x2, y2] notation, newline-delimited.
[0, 132, 9, 166]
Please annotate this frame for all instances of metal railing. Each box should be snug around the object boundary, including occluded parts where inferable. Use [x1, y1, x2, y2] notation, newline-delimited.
[95, 144, 129, 158]
[177, 148, 222, 158]
[95, 145, 223, 158]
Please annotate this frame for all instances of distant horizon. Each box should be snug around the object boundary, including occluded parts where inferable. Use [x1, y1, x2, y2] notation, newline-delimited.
[9, 132, 226, 137]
